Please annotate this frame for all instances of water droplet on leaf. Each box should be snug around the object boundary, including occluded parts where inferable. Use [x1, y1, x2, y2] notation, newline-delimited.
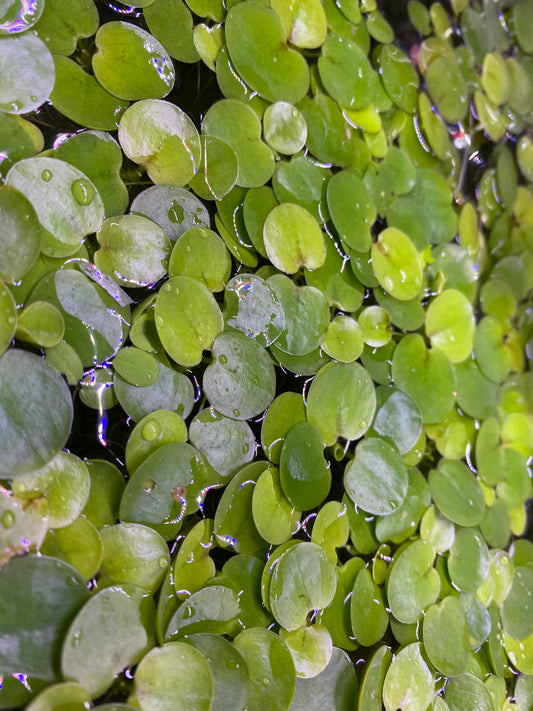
[141, 420, 161, 441]
[143, 478, 156, 493]
[1, 510, 15, 528]
[71, 178, 95, 206]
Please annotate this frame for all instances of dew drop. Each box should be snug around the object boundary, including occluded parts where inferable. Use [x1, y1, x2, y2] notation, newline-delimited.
[218, 354, 228, 364]
[241, 443, 249, 454]
[158, 557, 168, 569]
[226, 659, 239, 670]
[263, 678, 270, 686]
[359, 420, 367, 429]
[141, 420, 161, 441]
[143, 478, 156, 493]
[71, 629, 82, 647]
[1, 510, 15, 529]
[41, 169, 53, 182]
[67, 576, 80, 587]
[71, 178, 95, 206]
[232, 408, 240, 417]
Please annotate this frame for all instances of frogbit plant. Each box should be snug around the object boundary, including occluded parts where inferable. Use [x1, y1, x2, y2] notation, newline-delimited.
[0, 0, 532, 709]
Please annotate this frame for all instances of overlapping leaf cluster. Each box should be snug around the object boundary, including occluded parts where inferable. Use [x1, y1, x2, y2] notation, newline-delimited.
[0, 0, 533, 709]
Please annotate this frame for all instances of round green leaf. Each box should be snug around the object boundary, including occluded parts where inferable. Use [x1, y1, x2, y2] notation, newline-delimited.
[189, 407, 256, 478]
[500, 567, 533, 640]
[261, 391, 307, 464]
[252, 466, 301, 545]
[40, 516, 102, 581]
[165, 585, 240, 639]
[93, 22, 175, 100]
[271, 0, 327, 49]
[214, 462, 270, 554]
[120, 442, 212, 537]
[144, 0, 198, 63]
[225, 2, 310, 104]
[118, 99, 201, 186]
[6, 157, 104, 258]
[114, 359, 193, 423]
[0, 185, 41, 282]
[82, 459, 125, 529]
[154, 275, 223, 367]
[307, 361, 376, 446]
[280, 422, 331, 511]
[131, 184, 209, 242]
[327, 170, 375, 253]
[61, 585, 155, 698]
[95, 215, 170, 288]
[113, 347, 159, 388]
[234, 627, 296, 711]
[391, 334, 456, 424]
[25, 682, 90, 711]
[344, 437, 409, 516]
[318, 32, 376, 110]
[288, 645, 358, 711]
[134, 642, 214, 711]
[185, 634, 250, 711]
[371, 228, 424, 301]
[383, 643, 434, 711]
[371, 387, 423, 455]
[321, 315, 364, 363]
[0, 33, 54, 114]
[444, 673, 493, 711]
[422, 596, 470, 677]
[172, 519, 215, 599]
[99, 522, 170, 593]
[50, 56, 129, 131]
[0, 349, 73, 477]
[264, 203, 325, 274]
[428, 460, 485, 527]
[267, 274, 330, 356]
[0, 555, 89, 680]
[270, 542, 337, 630]
[425, 55, 468, 123]
[447, 527, 490, 591]
[203, 330, 276, 420]
[387, 540, 440, 624]
[224, 273, 285, 347]
[202, 99, 275, 189]
[280, 624, 332, 679]
[263, 102, 307, 155]
[351, 567, 389, 647]
[16, 301, 64, 349]
[425, 289, 475, 364]
[379, 44, 419, 113]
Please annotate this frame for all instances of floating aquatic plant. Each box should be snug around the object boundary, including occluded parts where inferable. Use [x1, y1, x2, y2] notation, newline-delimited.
[0, 0, 532, 709]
